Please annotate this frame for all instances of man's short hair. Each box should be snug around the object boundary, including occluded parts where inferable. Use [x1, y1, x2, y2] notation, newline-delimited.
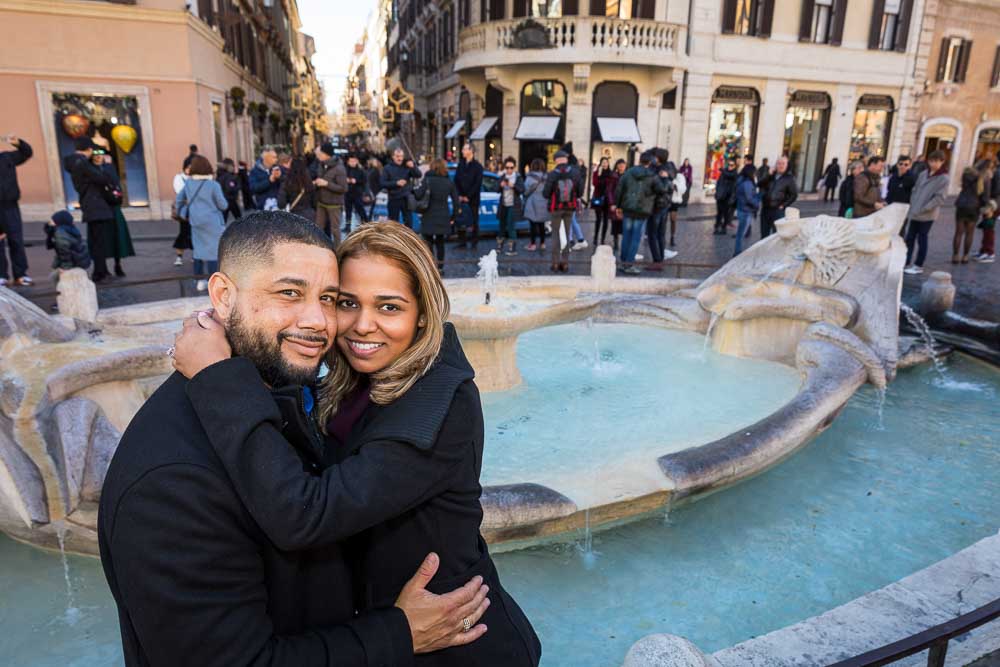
[639, 151, 653, 166]
[928, 150, 947, 162]
[867, 156, 885, 167]
[898, 155, 912, 163]
[654, 148, 669, 164]
[218, 211, 336, 278]
[189, 144, 198, 153]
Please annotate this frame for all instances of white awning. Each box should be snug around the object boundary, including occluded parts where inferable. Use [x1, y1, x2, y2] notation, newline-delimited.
[469, 117, 499, 141]
[444, 120, 466, 139]
[514, 116, 561, 141]
[595, 117, 641, 143]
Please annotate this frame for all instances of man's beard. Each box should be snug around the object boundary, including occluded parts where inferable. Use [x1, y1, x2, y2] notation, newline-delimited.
[226, 307, 326, 388]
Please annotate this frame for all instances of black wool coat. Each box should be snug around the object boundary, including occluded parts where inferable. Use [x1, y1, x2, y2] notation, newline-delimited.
[64, 153, 113, 222]
[98, 371, 412, 667]
[0, 139, 31, 204]
[187, 324, 541, 667]
[415, 173, 460, 235]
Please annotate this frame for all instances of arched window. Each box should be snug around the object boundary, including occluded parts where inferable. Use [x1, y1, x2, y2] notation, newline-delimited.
[592, 81, 638, 119]
[521, 80, 567, 117]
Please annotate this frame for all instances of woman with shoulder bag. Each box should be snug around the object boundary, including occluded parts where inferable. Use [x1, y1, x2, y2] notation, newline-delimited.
[279, 158, 317, 222]
[175, 155, 228, 291]
[523, 159, 549, 253]
[171, 162, 192, 267]
[605, 159, 627, 252]
[95, 148, 135, 278]
[414, 158, 459, 271]
[591, 157, 611, 246]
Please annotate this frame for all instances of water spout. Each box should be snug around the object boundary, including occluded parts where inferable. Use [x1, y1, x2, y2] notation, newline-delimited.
[703, 313, 720, 356]
[54, 521, 81, 626]
[901, 304, 947, 380]
[476, 251, 499, 307]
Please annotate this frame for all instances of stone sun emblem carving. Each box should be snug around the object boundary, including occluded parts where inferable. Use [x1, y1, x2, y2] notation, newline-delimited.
[790, 217, 857, 286]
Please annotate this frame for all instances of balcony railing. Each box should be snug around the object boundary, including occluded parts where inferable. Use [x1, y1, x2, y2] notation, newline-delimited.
[457, 16, 683, 69]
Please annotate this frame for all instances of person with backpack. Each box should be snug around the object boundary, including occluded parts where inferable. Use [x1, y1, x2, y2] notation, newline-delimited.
[614, 152, 666, 275]
[175, 155, 227, 291]
[523, 158, 549, 252]
[734, 165, 760, 256]
[542, 150, 583, 273]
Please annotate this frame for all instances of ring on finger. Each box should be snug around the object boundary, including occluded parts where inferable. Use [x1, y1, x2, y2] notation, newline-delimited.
[166, 346, 176, 358]
[462, 617, 471, 633]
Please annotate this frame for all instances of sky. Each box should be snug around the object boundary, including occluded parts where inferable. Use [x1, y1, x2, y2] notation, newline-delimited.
[297, 0, 378, 113]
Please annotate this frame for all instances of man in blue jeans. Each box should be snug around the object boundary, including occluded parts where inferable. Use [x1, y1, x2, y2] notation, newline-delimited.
[613, 152, 665, 274]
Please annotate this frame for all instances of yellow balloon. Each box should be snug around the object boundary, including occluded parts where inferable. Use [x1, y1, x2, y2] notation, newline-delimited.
[111, 124, 138, 154]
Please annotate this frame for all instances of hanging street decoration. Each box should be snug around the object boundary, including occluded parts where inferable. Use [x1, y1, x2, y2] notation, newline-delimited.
[111, 124, 138, 154]
[62, 114, 90, 139]
[388, 83, 414, 115]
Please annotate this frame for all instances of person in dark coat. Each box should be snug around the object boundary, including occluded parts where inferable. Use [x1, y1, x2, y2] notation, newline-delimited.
[237, 160, 256, 211]
[414, 158, 459, 270]
[734, 164, 760, 256]
[853, 156, 886, 218]
[102, 212, 491, 667]
[366, 157, 383, 220]
[97, 150, 135, 277]
[381, 148, 421, 229]
[713, 160, 738, 235]
[497, 156, 525, 256]
[278, 157, 317, 223]
[454, 144, 484, 247]
[64, 137, 114, 282]
[171, 220, 540, 667]
[314, 142, 348, 244]
[0, 133, 33, 287]
[839, 160, 863, 217]
[954, 163, 990, 263]
[760, 156, 797, 238]
[248, 149, 282, 209]
[591, 157, 612, 246]
[821, 158, 841, 202]
[217, 158, 242, 223]
[886, 155, 916, 205]
[45, 209, 90, 272]
[605, 159, 626, 252]
[344, 153, 370, 229]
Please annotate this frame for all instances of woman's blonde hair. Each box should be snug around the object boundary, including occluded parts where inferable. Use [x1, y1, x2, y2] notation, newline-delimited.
[318, 221, 450, 428]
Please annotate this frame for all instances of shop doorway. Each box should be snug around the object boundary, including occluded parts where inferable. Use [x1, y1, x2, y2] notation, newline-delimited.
[783, 91, 830, 193]
[921, 123, 958, 168]
[516, 80, 567, 171]
[705, 86, 759, 194]
[973, 126, 1000, 164]
[849, 94, 894, 162]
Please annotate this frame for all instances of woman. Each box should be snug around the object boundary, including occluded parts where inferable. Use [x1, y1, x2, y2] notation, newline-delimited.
[175, 155, 227, 291]
[173, 221, 541, 666]
[839, 160, 863, 218]
[605, 159, 627, 252]
[733, 164, 759, 256]
[95, 149, 135, 277]
[171, 162, 192, 266]
[278, 157, 317, 222]
[367, 157, 383, 221]
[954, 162, 990, 263]
[821, 158, 842, 203]
[414, 158, 459, 270]
[679, 158, 693, 207]
[523, 158, 548, 252]
[497, 156, 525, 256]
[591, 157, 612, 246]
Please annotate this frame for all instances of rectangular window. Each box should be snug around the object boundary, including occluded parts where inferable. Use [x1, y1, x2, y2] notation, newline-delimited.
[811, 0, 832, 43]
[869, 0, 912, 51]
[734, 0, 758, 35]
[937, 37, 972, 83]
[724, 0, 772, 37]
[991, 45, 1000, 88]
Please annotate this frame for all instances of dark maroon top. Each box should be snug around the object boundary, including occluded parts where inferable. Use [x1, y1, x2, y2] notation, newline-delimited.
[325, 380, 371, 449]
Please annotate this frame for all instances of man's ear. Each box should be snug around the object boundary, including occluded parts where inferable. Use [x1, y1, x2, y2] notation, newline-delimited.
[207, 272, 236, 320]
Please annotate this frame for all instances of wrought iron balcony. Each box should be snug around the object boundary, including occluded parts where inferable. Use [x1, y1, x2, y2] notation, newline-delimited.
[455, 16, 685, 71]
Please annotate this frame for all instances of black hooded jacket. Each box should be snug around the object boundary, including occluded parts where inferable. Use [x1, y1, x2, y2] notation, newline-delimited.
[63, 152, 113, 222]
[183, 324, 541, 666]
[0, 139, 32, 205]
[98, 369, 412, 667]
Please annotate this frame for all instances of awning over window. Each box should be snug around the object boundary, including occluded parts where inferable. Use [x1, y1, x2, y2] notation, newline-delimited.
[514, 116, 561, 141]
[444, 120, 466, 139]
[469, 117, 499, 141]
[595, 117, 641, 143]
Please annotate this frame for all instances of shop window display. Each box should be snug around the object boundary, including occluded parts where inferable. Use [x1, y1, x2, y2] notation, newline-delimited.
[705, 87, 758, 192]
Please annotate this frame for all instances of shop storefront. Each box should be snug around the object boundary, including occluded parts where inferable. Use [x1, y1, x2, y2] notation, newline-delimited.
[516, 80, 567, 170]
[920, 122, 958, 168]
[590, 81, 641, 183]
[705, 86, 759, 192]
[973, 126, 1000, 164]
[52, 92, 150, 208]
[783, 91, 830, 193]
[470, 84, 503, 165]
[849, 94, 894, 162]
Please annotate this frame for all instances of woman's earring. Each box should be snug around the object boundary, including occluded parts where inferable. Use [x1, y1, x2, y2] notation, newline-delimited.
[418, 317, 426, 328]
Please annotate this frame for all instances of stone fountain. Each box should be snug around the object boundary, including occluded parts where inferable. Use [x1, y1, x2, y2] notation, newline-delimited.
[0, 205, 910, 555]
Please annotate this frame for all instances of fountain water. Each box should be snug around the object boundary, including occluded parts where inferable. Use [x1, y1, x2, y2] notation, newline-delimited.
[901, 304, 947, 380]
[476, 250, 499, 306]
[703, 313, 720, 356]
[54, 521, 80, 626]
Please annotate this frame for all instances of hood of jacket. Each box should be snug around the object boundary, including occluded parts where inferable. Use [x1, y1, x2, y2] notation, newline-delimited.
[62, 152, 86, 174]
[625, 165, 652, 181]
[353, 323, 475, 450]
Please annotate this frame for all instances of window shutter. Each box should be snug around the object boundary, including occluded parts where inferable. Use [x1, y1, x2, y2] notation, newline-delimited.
[513, 0, 526, 17]
[894, 0, 912, 52]
[992, 46, 1000, 88]
[868, 0, 885, 49]
[481, 0, 488, 22]
[799, 0, 815, 42]
[636, 0, 655, 18]
[829, 0, 847, 46]
[564, 0, 579, 14]
[759, 0, 776, 37]
[589, 0, 605, 15]
[956, 40, 972, 83]
[936, 38, 950, 81]
[721, 0, 738, 34]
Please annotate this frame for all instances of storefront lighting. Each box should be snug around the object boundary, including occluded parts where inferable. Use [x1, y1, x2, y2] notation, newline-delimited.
[111, 116, 118, 124]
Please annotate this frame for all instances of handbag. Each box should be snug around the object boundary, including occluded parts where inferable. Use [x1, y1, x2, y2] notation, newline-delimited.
[409, 185, 431, 214]
[176, 181, 207, 222]
[590, 195, 605, 208]
[284, 189, 305, 213]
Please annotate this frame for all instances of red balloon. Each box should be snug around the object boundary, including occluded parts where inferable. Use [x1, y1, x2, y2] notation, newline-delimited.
[62, 114, 90, 139]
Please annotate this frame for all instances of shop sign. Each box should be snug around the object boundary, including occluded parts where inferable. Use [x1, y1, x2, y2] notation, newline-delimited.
[788, 91, 830, 109]
[712, 87, 759, 105]
[857, 94, 895, 110]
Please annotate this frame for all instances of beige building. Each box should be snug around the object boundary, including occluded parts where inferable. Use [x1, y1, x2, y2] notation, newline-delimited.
[902, 0, 1000, 193]
[343, 1, 391, 153]
[1, 0, 324, 221]
[370, 0, 929, 201]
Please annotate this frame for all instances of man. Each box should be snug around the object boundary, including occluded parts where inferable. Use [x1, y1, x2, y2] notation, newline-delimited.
[63, 137, 114, 282]
[314, 142, 348, 244]
[99, 212, 489, 666]
[821, 158, 842, 203]
[992, 150, 1000, 202]
[344, 153, 370, 230]
[542, 150, 584, 272]
[614, 151, 665, 275]
[853, 156, 886, 218]
[713, 159, 738, 235]
[249, 149, 282, 210]
[0, 133, 33, 287]
[903, 151, 949, 275]
[216, 158, 241, 223]
[886, 155, 916, 205]
[756, 158, 771, 193]
[647, 148, 679, 268]
[182, 144, 198, 170]
[237, 160, 256, 210]
[760, 156, 798, 238]
[656, 147, 685, 248]
[454, 143, 484, 247]
[380, 148, 421, 228]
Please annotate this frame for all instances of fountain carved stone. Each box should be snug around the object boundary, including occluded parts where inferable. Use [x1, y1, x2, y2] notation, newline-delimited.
[0, 205, 911, 555]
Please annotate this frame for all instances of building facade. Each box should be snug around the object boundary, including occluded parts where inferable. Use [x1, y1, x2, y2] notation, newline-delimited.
[371, 0, 929, 201]
[901, 0, 1000, 193]
[343, 1, 391, 154]
[1, 0, 323, 221]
